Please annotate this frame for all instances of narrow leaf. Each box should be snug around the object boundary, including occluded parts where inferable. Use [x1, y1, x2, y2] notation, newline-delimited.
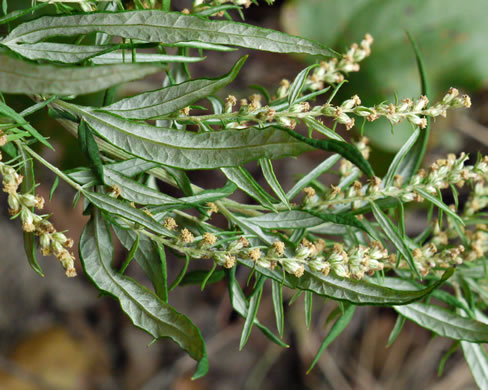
[383, 128, 420, 187]
[69, 105, 311, 170]
[305, 291, 313, 329]
[101, 56, 246, 119]
[462, 342, 488, 388]
[228, 268, 288, 348]
[246, 210, 364, 231]
[0, 54, 161, 95]
[259, 158, 290, 209]
[281, 127, 374, 178]
[370, 201, 420, 278]
[395, 302, 488, 343]
[221, 166, 277, 210]
[415, 188, 464, 226]
[386, 314, 406, 347]
[271, 280, 285, 337]
[80, 211, 208, 378]
[8, 42, 205, 65]
[114, 227, 167, 300]
[119, 232, 140, 274]
[240, 275, 266, 350]
[397, 32, 431, 181]
[288, 64, 319, 106]
[84, 191, 172, 236]
[78, 120, 104, 184]
[307, 304, 355, 374]
[0, 100, 52, 149]
[237, 260, 454, 306]
[286, 154, 341, 200]
[3, 10, 334, 57]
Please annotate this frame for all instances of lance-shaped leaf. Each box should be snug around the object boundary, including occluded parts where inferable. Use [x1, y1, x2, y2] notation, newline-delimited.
[2, 10, 333, 57]
[83, 191, 173, 236]
[228, 268, 288, 348]
[100, 56, 246, 119]
[113, 227, 167, 299]
[70, 106, 312, 170]
[6, 42, 204, 65]
[286, 154, 341, 200]
[246, 210, 363, 230]
[395, 303, 488, 343]
[221, 166, 277, 210]
[370, 201, 420, 278]
[238, 259, 453, 306]
[80, 212, 208, 379]
[461, 310, 488, 389]
[0, 54, 161, 95]
[280, 127, 374, 178]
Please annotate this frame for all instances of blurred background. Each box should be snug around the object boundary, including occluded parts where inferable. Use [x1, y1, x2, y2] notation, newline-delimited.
[0, 0, 487, 389]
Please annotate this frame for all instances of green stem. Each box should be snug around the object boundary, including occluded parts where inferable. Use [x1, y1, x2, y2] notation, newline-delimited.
[21, 144, 83, 192]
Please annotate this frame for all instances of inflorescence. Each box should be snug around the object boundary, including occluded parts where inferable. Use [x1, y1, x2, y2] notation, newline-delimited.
[0, 150, 76, 277]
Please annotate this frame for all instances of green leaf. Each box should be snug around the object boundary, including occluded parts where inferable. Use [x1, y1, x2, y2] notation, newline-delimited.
[7, 42, 205, 65]
[307, 304, 355, 374]
[100, 56, 246, 119]
[240, 275, 266, 350]
[259, 159, 290, 209]
[280, 127, 374, 178]
[415, 188, 464, 226]
[397, 32, 431, 179]
[104, 168, 179, 205]
[19, 146, 44, 277]
[119, 232, 140, 274]
[303, 117, 345, 142]
[50, 176, 59, 201]
[70, 105, 311, 170]
[180, 269, 226, 286]
[246, 210, 364, 231]
[386, 314, 406, 347]
[221, 166, 277, 210]
[78, 120, 104, 184]
[80, 211, 208, 378]
[0, 54, 161, 95]
[0, 100, 52, 150]
[107, 158, 158, 177]
[0, 3, 48, 25]
[169, 255, 190, 292]
[156, 243, 169, 304]
[84, 191, 173, 236]
[113, 227, 167, 300]
[383, 127, 420, 187]
[271, 280, 285, 337]
[288, 64, 319, 106]
[286, 154, 341, 200]
[370, 201, 420, 278]
[3, 10, 333, 57]
[238, 259, 454, 305]
[305, 291, 313, 329]
[462, 341, 488, 389]
[395, 302, 488, 343]
[228, 268, 289, 348]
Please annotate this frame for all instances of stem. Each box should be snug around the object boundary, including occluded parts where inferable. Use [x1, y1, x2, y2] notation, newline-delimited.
[21, 144, 83, 192]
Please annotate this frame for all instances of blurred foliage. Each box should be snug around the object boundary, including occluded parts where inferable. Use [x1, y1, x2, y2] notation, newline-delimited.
[282, 0, 487, 151]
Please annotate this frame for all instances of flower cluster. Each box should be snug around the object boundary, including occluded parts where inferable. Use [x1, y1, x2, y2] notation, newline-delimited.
[308, 34, 374, 90]
[321, 88, 471, 131]
[160, 220, 392, 280]
[0, 151, 76, 277]
[307, 153, 488, 213]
